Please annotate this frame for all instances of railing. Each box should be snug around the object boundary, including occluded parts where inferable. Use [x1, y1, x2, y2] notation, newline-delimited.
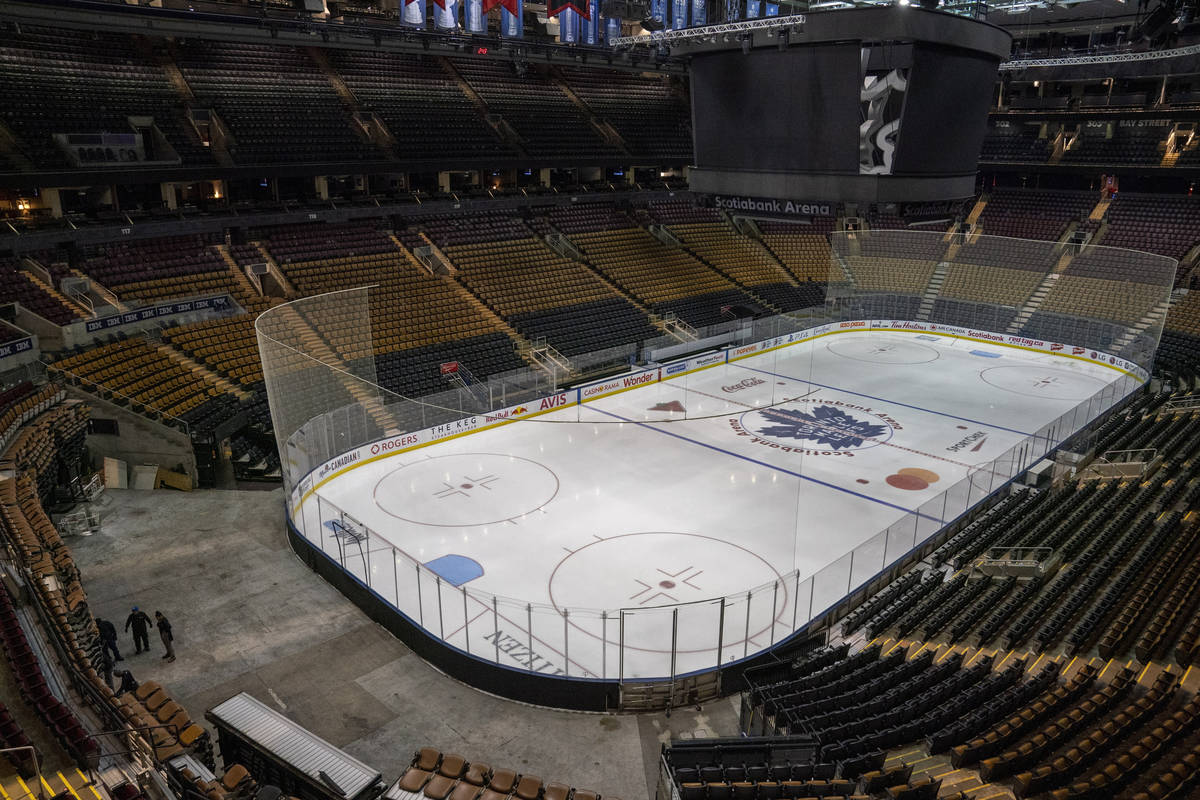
[1163, 395, 1200, 414]
[0, 746, 45, 796]
[976, 546, 1055, 577]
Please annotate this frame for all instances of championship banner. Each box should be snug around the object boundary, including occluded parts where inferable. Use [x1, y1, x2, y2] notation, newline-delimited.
[402, 0, 426, 27]
[466, 0, 486, 31]
[548, 0, 590, 16]
[559, 7, 579, 41]
[604, 15, 622, 43]
[671, 0, 687, 29]
[691, 0, 706, 26]
[484, 0, 522, 34]
[502, 0, 523, 36]
[581, 0, 600, 44]
[433, 0, 459, 29]
[745, 0, 760, 17]
[649, 0, 668, 28]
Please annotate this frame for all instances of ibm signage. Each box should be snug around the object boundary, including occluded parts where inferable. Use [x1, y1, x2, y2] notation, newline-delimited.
[0, 337, 34, 360]
[84, 295, 235, 334]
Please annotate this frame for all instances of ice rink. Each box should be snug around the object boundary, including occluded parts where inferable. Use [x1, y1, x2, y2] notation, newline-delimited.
[291, 329, 1132, 680]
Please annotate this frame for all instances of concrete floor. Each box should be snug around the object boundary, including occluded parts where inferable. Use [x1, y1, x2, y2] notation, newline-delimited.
[69, 488, 742, 800]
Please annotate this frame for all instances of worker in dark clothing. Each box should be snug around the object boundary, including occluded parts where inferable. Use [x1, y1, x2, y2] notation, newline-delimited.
[125, 607, 152, 654]
[96, 618, 122, 662]
[115, 669, 138, 695]
[155, 611, 175, 663]
[99, 649, 114, 690]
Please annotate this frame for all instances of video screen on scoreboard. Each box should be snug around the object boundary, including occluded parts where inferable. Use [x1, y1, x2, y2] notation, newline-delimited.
[691, 41, 1000, 179]
[690, 44, 862, 173]
[890, 45, 998, 176]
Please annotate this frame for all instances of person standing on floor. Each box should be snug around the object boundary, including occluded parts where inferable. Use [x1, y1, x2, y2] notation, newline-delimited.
[155, 611, 175, 663]
[125, 606, 151, 654]
[96, 617, 122, 662]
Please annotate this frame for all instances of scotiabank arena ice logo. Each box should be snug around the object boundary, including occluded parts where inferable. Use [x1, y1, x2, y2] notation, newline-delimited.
[730, 399, 900, 456]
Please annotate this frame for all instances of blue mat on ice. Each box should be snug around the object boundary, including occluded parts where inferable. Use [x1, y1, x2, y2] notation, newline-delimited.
[424, 554, 484, 586]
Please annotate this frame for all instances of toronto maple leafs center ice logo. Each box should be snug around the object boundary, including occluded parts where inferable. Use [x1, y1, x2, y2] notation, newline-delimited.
[756, 405, 889, 449]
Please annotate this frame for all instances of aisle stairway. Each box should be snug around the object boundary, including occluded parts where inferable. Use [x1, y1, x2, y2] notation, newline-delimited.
[154, 342, 253, 402]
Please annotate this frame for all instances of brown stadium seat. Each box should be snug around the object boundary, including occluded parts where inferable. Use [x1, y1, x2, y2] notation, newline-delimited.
[398, 748, 443, 792]
[173, 724, 204, 749]
[512, 774, 542, 800]
[461, 763, 491, 786]
[155, 700, 185, 725]
[141, 688, 169, 712]
[221, 765, 253, 793]
[133, 681, 162, 702]
[447, 762, 490, 800]
[423, 755, 468, 799]
[478, 768, 517, 800]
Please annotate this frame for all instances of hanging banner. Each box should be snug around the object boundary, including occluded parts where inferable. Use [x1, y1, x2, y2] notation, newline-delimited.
[484, 0, 521, 35]
[650, 0, 668, 27]
[765, 2, 778, 13]
[502, 3, 523, 35]
[466, 0, 486, 31]
[691, 0, 706, 26]
[559, 7, 579, 41]
[582, 0, 600, 43]
[434, 0, 458, 29]
[604, 15, 622, 42]
[548, 0, 590, 16]
[402, 0, 426, 27]
[671, 0, 687, 28]
[745, 0, 760, 17]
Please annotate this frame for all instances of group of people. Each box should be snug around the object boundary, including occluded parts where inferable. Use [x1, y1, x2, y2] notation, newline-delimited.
[94, 607, 177, 691]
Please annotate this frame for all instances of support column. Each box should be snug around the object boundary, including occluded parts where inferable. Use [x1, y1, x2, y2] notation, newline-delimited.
[41, 188, 63, 218]
[314, 175, 329, 200]
[438, 171, 452, 193]
[159, 182, 177, 210]
[539, 168, 551, 188]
